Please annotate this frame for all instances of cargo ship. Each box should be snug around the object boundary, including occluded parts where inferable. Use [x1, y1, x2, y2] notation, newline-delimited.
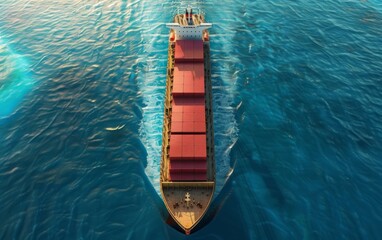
[160, 7, 214, 235]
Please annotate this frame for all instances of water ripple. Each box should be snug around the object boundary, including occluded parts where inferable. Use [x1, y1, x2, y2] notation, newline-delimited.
[1, 0, 382, 239]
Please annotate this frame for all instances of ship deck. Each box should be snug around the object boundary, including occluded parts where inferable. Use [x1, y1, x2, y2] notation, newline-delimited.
[161, 182, 214, 231]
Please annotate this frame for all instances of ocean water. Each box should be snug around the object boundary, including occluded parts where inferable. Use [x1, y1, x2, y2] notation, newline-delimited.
[1, 0, 382, 239]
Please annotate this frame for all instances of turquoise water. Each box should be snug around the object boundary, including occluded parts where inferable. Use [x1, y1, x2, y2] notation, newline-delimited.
[1, 0, 382, 239]
[0, 38, 33, 120]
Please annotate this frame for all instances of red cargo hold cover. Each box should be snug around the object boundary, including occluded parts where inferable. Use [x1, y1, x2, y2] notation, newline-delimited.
[169, 161, 207, 173]
[173, 63, 205, 96]
[171, 96, 206, 133]
[170, 120, 206, 134]
[174, 40, 204, 62]
[171, 105, 206, 133]
[170, 172, 207, 181]
[169, 134, 207, 161]
[172, 96, 205, 113]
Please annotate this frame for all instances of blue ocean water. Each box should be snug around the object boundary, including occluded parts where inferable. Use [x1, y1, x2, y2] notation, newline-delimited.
[1, 0, 382, 239]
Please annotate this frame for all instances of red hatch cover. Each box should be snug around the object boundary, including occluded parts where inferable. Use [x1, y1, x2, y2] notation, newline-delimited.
[169, 161, 207, 173]
[174, 40, 204, 62]
[170, 172, 207, 181]
[173, 63, 205, 97]
[171, 96, 206, 133]
[169, 134, 207, 161]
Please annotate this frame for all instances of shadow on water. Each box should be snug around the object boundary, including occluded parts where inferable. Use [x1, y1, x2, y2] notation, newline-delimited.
[222, 138, 290, 239]
[235, 138, 286, 207]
